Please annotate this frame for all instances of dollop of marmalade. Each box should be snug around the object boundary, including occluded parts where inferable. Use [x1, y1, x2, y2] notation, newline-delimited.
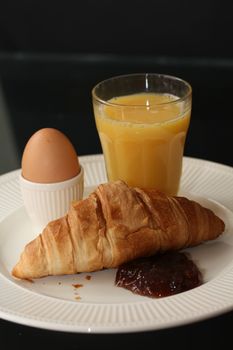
[115, 252, 202, 298]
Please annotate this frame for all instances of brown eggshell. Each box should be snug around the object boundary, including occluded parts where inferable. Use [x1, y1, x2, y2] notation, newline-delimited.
[22, 128, 80, 183]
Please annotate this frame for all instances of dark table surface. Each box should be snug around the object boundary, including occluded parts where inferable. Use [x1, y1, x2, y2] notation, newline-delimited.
[0, 53, 232, 349]
[1, 311, 233, 350]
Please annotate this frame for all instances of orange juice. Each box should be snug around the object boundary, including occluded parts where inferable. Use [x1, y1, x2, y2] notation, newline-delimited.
[94, 92, 191, 195]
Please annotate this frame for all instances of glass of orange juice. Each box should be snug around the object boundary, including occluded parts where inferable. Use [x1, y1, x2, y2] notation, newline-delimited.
[92, 73, 192, 195]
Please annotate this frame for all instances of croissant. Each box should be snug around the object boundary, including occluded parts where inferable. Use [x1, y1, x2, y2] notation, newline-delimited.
[12, 180, 225, 279]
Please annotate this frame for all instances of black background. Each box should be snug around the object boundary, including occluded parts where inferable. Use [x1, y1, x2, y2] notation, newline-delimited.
[0, 0, 233, 349]
[1, 0, 233, 58]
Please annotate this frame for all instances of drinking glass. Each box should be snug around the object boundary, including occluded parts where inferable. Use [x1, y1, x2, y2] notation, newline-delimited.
[92, 73, 192, 195]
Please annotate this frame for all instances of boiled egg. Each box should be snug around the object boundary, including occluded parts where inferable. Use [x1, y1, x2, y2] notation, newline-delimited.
[21, 128, 80, 183]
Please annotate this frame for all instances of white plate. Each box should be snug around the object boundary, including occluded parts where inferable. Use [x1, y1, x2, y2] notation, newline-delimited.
[0, 154, 233, 333]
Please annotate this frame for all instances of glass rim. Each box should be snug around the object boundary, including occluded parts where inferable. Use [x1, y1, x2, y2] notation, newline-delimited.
[92, 73, 192, 108]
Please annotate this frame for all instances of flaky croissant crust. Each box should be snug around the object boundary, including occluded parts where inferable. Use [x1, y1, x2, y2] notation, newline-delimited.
[12, 180, 225, 279]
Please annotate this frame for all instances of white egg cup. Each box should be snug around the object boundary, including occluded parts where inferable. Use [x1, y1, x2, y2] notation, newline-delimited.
[19, 166, 84, 232]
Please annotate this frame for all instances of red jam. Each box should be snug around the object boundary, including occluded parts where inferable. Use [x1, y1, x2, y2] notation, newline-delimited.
[115, 252, 202, 298]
